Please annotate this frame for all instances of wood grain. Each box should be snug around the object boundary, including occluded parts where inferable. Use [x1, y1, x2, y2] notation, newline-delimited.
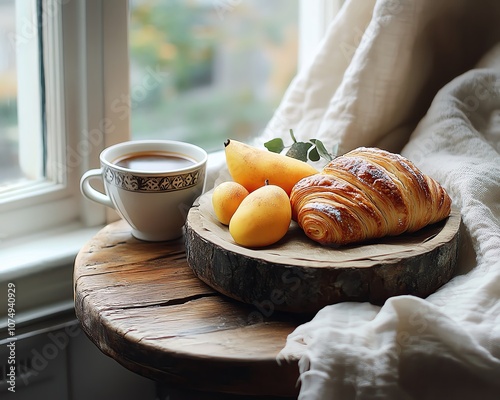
[74, 220, 303, 397]
[185, 191, 462, 313]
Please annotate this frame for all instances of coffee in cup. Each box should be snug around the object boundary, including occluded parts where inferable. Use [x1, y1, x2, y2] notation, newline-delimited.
[80, 140, 207, 241]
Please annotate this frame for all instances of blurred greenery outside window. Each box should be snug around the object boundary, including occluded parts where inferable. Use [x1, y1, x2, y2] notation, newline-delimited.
[128, 0, 299, 153]
[0, 1, 20, 187]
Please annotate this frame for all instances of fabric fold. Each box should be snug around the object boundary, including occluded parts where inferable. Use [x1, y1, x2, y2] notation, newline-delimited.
[259, 0, 500, 155]
[273, 1, 500, 399]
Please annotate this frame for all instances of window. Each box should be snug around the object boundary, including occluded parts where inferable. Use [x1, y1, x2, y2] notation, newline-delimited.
[0, 0, 45, 194]
[0, 0, 130, 244]
[128, 0, 300, 152]
[0, 1, 22, 188]
[0, 0, 77, 241]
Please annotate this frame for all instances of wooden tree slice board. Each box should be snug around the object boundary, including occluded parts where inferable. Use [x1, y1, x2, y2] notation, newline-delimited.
[185, 191, 462, 314]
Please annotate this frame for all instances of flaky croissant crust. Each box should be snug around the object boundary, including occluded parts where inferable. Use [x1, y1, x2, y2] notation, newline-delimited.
[290, 147, 452, 245]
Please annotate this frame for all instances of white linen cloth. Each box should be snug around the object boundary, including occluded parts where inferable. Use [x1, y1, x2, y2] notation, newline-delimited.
[251, 0, 500, 398]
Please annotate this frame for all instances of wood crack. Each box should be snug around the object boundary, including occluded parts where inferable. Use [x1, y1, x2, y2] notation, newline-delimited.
[102, 241, 128, 248]
[136, 324, 244, 342]
[118, 292, 218, 311]
[147, 250, 186, 262]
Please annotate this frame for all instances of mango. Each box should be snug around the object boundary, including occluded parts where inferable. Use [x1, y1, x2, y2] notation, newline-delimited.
[229, 182, 292, 248]
[212, 181, 249, 225]
[224, 139, 318, 195]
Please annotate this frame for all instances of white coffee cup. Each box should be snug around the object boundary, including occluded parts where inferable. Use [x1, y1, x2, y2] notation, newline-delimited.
[80, 140, 207, 241]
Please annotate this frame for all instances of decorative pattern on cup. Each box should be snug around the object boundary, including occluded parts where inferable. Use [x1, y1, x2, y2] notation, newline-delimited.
[103, 165, 204, 193]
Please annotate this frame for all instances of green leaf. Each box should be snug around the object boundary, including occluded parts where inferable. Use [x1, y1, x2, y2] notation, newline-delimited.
[264, 138, 285, 153]
[286, 142, 312, 162]
[308, 146, 320, 162]
[289, 129, 297, 143]
[313, 139, 333, 161]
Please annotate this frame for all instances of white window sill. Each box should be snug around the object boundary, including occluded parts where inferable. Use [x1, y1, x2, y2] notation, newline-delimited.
[0, 222, 102, 282]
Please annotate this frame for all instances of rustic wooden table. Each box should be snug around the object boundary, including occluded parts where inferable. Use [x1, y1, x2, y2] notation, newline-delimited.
[73, 220, 306, 399]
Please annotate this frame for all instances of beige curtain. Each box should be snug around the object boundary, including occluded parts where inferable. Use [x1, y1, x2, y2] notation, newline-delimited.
[259, 0, 500, 154]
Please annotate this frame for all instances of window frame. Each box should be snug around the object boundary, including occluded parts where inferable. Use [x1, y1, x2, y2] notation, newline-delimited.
[62, 0, 131, 227]
[0, 0, 130, 243]
[298, 0, 344, 69]
[1, 0, 76, 240]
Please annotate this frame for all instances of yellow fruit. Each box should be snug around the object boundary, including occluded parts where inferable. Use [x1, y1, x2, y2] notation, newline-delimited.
[212, 181, 249, 225]
[229, 182, 292, 248]
[224, 139, 318, 195]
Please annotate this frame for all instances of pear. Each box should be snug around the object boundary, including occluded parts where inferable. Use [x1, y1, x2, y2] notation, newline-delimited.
[212, 181, 249, 225]
[229, 181, 291, 248]
[224, 139, 318, 195]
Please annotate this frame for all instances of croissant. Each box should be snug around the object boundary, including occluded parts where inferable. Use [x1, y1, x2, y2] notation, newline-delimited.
[290, 147, 451, 246]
